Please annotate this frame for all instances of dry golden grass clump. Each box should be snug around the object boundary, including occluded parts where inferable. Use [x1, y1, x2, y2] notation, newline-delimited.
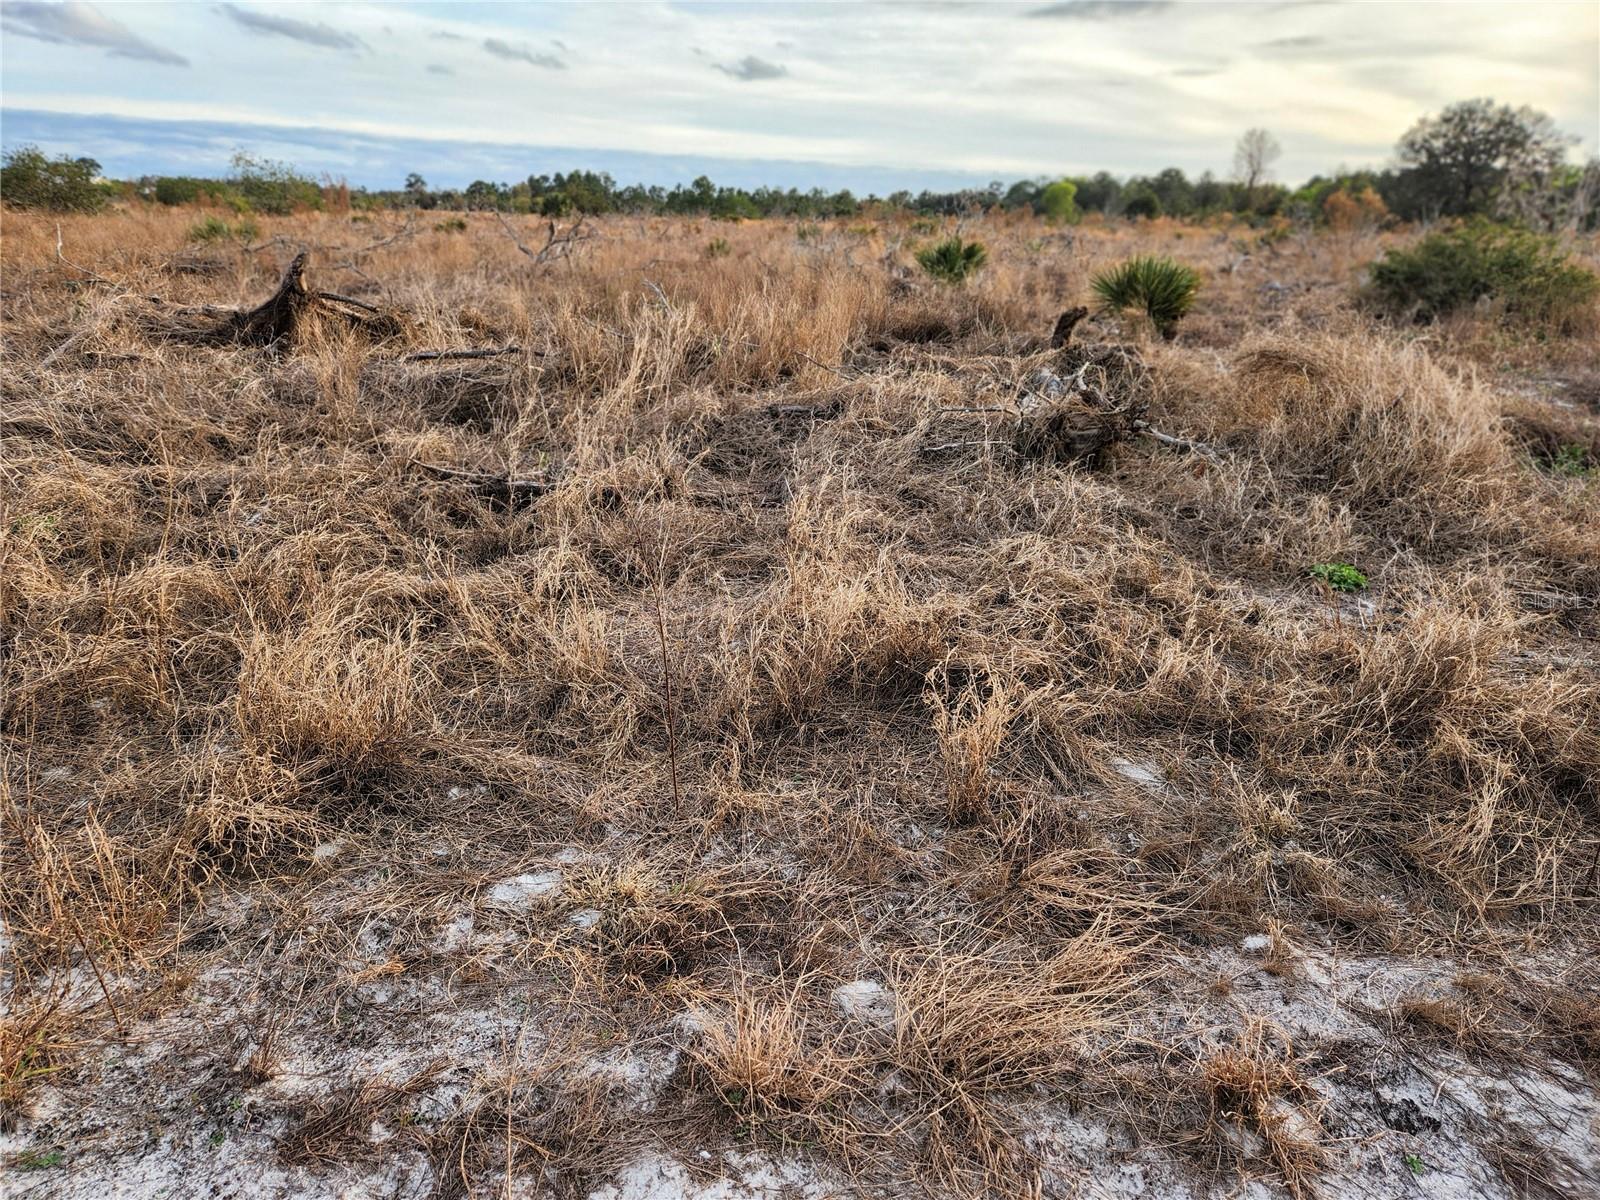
[2, 203, 1598, 1197]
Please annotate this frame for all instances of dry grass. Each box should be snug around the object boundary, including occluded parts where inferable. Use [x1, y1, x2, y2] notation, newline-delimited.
[3, 202, 1598, 1197]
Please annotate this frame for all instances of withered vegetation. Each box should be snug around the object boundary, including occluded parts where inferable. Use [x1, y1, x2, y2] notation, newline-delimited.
[2, 205, 1598, 1198]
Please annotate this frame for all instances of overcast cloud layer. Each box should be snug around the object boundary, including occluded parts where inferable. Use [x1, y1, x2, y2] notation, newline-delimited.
[2, 1, 1595, 190]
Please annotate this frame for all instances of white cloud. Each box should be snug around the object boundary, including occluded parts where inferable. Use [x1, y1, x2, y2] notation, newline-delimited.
[714, 55, 788, 82]
[482, 37, 565, 69]
[216, 4, 368, 53]
[2, 1, 188, 66]
[2, 1, 1595, 181]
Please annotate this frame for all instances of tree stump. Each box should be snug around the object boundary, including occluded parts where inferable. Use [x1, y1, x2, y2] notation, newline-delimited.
[198, 252, 404, 348]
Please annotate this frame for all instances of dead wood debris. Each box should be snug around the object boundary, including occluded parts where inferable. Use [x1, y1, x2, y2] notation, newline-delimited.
[1012, 341, 1152, 466]
[402, 345, 534, 363]
[926, 310, 1222, 467]
[215, 252, 405, 346]
[145, 252, 406, 348]
[495, 211, 597, 267]
[412, 460, 556, 505]
[1050, 305, 1090, 348]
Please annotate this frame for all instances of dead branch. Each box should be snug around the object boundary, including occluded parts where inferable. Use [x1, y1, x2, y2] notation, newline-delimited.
[1131, 420, 1223, 463]
[39, 322, 104, 370]
[402, 345, 535, 362]
[495, 211, 596, 267]
[796, 351, 859, 380]
[412, 460, 556, 504]
[921, 440, 1019, 456]
[642, 278, 674, 314]
[54, 223, 119, 289]
[244, 217, 414, 261]
[321, 217, 417, 291]
[355, 214, 416, 254]
[316, 291, 385, 315]
[240, 235, 298, 255]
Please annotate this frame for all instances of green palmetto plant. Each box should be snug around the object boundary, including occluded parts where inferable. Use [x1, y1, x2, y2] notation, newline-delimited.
[916, 236, 988, 284]
[1090, 255, 1201, 338]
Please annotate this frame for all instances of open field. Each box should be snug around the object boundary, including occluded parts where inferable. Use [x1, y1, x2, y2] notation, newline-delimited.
[3, 205, 1599, 1199]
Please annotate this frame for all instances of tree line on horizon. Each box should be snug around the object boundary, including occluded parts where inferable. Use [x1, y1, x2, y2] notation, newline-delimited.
[4, 100, 1597, 232]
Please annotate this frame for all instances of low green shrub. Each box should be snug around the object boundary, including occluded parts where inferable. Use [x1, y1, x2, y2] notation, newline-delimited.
[187, 216, 259, 243]
[1090, 255, 1200, 338]
[188, 216, 232, 242]
[1369, 220, 1600, 330]
[153, 176, 246, 210]
[229, 152, 321, 216]
[706, 237, 731, 259]
[1, 146, 107, 212]
[916, 236, 987, 284]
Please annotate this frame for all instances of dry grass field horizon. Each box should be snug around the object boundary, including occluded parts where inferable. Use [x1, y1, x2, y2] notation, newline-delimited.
[3, 202, 1599, 1199]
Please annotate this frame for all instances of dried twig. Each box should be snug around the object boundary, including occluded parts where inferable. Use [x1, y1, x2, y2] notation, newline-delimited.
[641, 278, 674, 314]
[39, 324, 99, 370]
[576, 313, 628, 341]
[921, 440, 1019, 456]
[412, 460, 556, 502]
[54, 223, 117, 289]
[796, 351, 859, 380]
[402, 345, 535, 362]
[627, 515, 684, 817]
[1132, 420, 1223, 463]
[240, 235, 298, 255]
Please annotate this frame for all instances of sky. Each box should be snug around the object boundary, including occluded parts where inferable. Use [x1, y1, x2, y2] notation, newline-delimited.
[2, 1, 1596, 192]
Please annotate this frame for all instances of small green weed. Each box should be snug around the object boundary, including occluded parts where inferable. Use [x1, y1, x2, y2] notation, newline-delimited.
[706, 237, 731, 259]
[13, 1149, 64, 1170]
[1308, 562, 1369, 592]
[1403, 1152, 1427, 1176]
[1549, 443, 1593, 477]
